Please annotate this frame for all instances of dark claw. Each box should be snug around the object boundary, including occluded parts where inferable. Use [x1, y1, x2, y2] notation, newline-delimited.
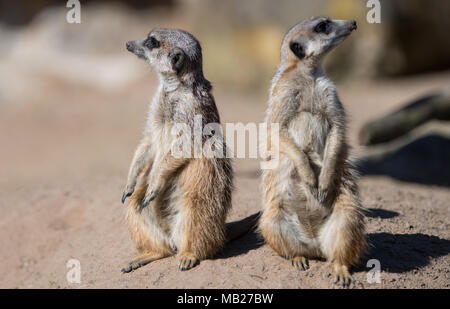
[318, 189, 328, 203]
[181, 263, 189, 271]
[292, 258, 309, 271]
[148, 190, 157, 201]
[179, 258, 197, 271]
[344, 277, 353, 288]
[334, 275, 340, 284]
[333, 274, 353, 288]
[303, 260, 310, 270]
[141, 198, 150, 208]
[122, 191, 132, 204]
[179, 262, 186, 271]
[122, 261, 142, 273]
[343, 278, 349, 288]
[141, 190, 157, 208]
[309, 186, 319, 200]
[180, 259, 189, 271]
[121, 266, 132, 273]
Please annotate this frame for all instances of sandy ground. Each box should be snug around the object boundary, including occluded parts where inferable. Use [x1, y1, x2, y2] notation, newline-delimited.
[0, 71, 449, 289]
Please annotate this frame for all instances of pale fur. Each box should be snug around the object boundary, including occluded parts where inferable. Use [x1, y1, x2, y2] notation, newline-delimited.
[259, 17, 366, 287]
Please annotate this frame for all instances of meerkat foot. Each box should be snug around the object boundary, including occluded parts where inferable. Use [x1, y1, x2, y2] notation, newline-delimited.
[121, 261, 144, 273]
[178, 253, 199, 271]
[121, 252, 165, 273]
[291, 256, 310, 271]
[333, 263, 353, 288]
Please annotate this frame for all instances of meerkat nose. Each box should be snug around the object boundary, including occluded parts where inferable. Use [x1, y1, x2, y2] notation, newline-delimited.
[126, 41, 133, 51]
[350, 20, 357, 30]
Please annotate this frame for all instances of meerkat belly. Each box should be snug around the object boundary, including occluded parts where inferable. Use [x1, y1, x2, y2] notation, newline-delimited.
[269, 112, 332, 243]
[144, 120, 182, 249]
[289, 111, 330, 167]
[268, 157, 329, 240]
[148, 121, 174, 157]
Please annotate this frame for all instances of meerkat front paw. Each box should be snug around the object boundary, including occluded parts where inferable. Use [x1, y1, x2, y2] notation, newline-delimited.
[141, 185, 160, 208]
[302, 174, 319, 199]
[303, 181, 319, 201]
[317, 187, 328, 203]
[121, 185, 135, 204]
[318, 173, 331, 203]
[309, 186, 320, 200]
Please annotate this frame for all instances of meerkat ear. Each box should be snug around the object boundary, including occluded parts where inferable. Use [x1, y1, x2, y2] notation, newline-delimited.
[169, 47, 185, 72]
[289, 41, 306, 59]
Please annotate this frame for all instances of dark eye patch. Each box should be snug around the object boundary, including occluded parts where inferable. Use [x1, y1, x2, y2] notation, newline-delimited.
[145, 37, 160, 49]
[289, 41, 305, 59]
[314, 20, 331, 34]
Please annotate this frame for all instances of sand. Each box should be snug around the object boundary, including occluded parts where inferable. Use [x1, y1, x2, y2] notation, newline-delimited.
[0, 71, 449, 289]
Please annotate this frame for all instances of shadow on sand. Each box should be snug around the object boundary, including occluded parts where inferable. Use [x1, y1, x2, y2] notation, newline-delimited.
[217, 230, 265, 259]
[364, 208, 400, 219]
[218, 209, 450, 273]
[355, 232, 450, 273]
[215, 212, 264, 259]
[358, 135, 450, 187]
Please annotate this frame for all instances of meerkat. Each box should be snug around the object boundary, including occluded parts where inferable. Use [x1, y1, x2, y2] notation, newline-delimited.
[259, 17, 366, 287]
[122, 28, 258, 273]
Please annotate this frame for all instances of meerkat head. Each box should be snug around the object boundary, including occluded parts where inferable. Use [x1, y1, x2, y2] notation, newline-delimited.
[281, 17, 357, 64]
[126, 28, 205, 84]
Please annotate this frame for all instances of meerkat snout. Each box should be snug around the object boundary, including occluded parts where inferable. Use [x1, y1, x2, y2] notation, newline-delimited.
[125, 41, 136, 52]
[125, 39, 147, 60]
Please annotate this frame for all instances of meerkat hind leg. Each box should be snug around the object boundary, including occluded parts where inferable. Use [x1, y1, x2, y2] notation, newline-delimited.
[121, 252, 168, 273]
[319, 190, 365, 288]
[260, 202, 313, 272]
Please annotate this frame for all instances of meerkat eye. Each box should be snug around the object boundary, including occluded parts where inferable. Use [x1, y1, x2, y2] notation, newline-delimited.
[314, 21, 330, 34]
[145, 37, 160, 49]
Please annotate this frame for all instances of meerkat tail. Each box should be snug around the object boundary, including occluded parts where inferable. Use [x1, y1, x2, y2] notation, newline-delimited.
[226, 212, 261, 242]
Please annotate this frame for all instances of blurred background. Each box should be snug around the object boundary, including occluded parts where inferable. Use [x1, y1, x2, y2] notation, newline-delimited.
[0, 0, 449, 289]
[1, 0, 450, 93]
[1, 0, 449, 189]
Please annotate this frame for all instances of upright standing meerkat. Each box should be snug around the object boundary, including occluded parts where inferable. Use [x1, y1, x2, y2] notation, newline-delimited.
[259, 17, 366, 287]
[122, 29, 258, 273]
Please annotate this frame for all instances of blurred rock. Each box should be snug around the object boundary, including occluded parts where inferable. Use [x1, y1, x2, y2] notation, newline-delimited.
[358, 88, 450, 187]
[358, 131, 450, 187]
[379, 0, 450, 76]
[359, 88, 450, 145]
